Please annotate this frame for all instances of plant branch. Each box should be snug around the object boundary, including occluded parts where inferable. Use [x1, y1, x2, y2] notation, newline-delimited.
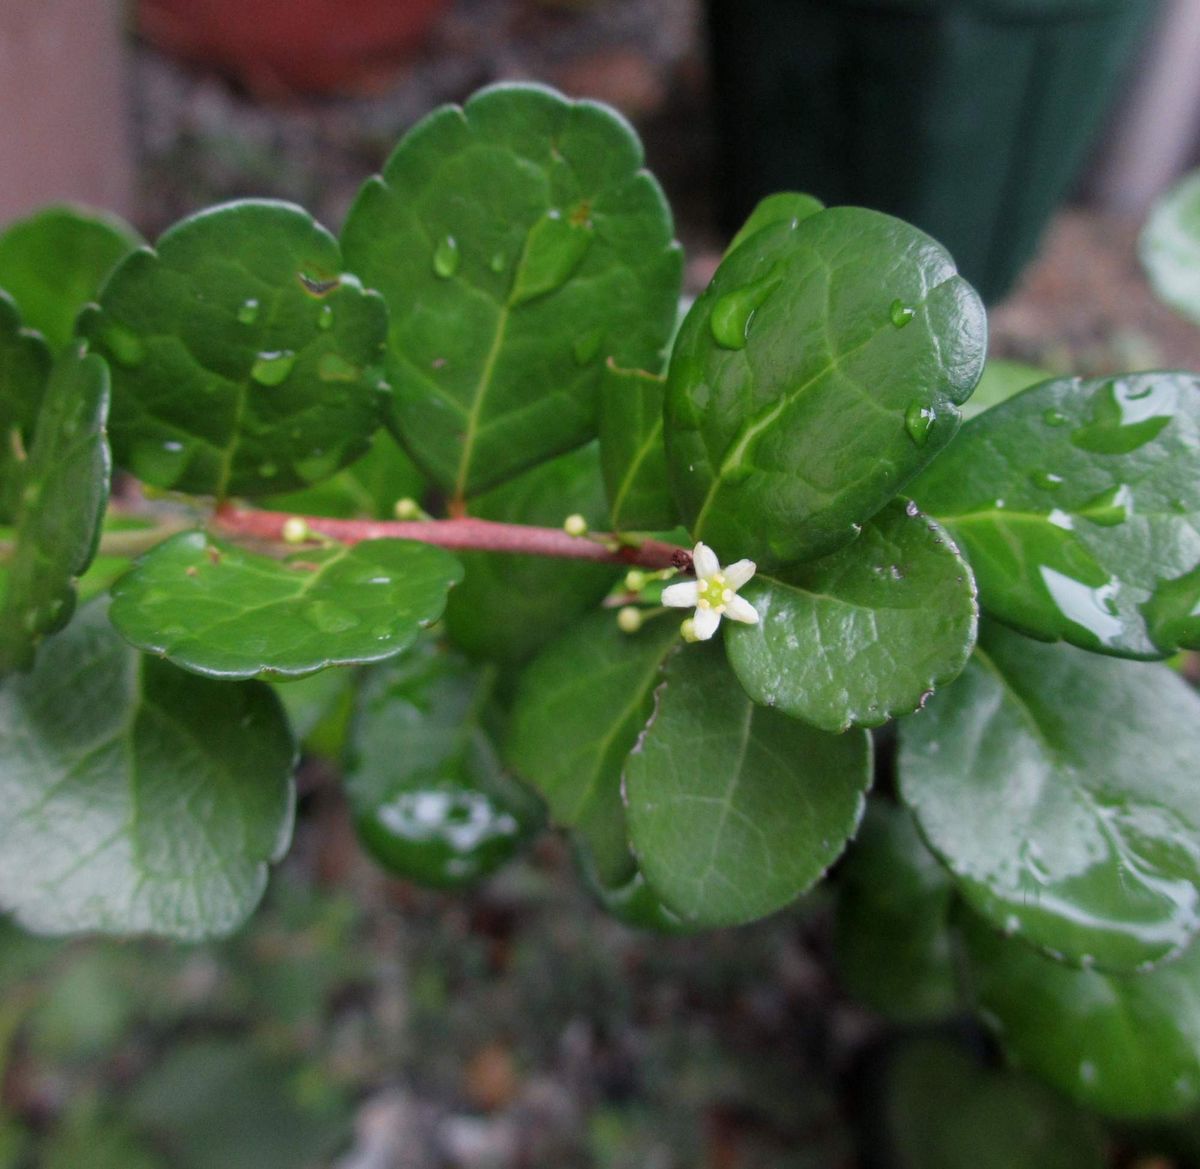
[213, 503, 693, 572]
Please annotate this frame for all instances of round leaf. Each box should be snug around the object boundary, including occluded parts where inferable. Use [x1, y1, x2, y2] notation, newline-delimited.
[1140, 168, 1200, 326]
[340, 83, 682, 498]
[79, 200, 389, 497]
[109, 531, 462, 680]
[0, 289, 52, 522]
[348, 643, 543, 889]
[0, 204, 141, 351]
[899, 622, 1200, 971]
[664, 206, 986, 568]
[963, 909, 1200, 1119]
[0, 346, 110, 673]
[0, 600, 296, 939]
[911, 372, 1200, 658]
[725, 500, 977, 731]
[624, 641, 872, 927]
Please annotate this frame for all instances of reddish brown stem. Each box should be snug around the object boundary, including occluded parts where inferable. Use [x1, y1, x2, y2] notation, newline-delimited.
[213, 503, 693, 573]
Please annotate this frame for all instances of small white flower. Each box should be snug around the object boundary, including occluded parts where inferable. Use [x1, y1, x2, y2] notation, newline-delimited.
[661, 542, 758, 641]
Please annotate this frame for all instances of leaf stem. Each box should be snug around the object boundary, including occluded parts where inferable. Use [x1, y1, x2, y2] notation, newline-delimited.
[213, 503, 693, 572]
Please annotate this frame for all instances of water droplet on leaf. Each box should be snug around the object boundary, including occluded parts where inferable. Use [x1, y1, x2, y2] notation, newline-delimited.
[295, 448, 341, 483]
[489, 251, 506, 274]
[236, 298, 260, 325]
[709, 273, 782, 350]
[1030, 470, 1064, 490]
[251, 350, 296, 386]
[316, 304, 334, 330]
[889, 298, 915, 328]
[904, 400, 936, 446]
[433, 235, 460, 279]
[1042, 408, 1068, 427]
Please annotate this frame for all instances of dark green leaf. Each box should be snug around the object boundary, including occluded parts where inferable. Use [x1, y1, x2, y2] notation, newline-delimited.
[0, 346, 110, 673]
[962, 359, 1050, 421]
[963, 908, 1200, 1119]
[599, 359, 677, 531]
[340, 83, 682, 498]
[443, 444, 618, 665]
[624, 642, 872, 927]
[724, 191, 824, 257]
[79, 199, 388, 497]
[0, 600, 295, 939]
[110, 531, 462, 680]
[0, 289, 51, 522]
[910, 372, 1200, 658]
[572, 830, 689, 932]
[1140, 168, 1200, 326]
[664, 207, 986, 568]
[899, 621, 1200, 971]
[881, 1035, 1106, 1169]
[347, 642, 543, 888]
[725, 500, 977, 731]
[0, 204, 141, 351]
[833, 799, 959, 1023]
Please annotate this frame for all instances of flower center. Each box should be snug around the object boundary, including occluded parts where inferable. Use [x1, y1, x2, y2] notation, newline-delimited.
[697, 572, 734, 613]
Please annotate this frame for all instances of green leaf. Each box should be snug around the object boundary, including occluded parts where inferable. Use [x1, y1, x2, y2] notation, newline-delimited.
[962, 359, 1050, 421]
[724, 191, 824, 257]
[347, 642, 543, 888]
[443, 444, 618, 665]
[0, 346, 110, 673]
[272, 667, 355, 759]
[0, 204, 141, 352]
[910, 372, 1200, 658]
[340, 83, 682, 498]
[0, 600, 295, 939]
[109, 531, 462, 680]
[1140, 168, 1200, 326]
[962, 908, 1200, 1119]
[624, 642, 872, 927]
[881, 1035, 1106, 1169]
[0, 290, 52, 522]
[899, 621, 1200, 971]
[833, 799, 959, 1023]
[599, 359, 677, 531]
[78, 199, 389, 497]
[664, 206, 986, 568]
[725, 500, 977, 732]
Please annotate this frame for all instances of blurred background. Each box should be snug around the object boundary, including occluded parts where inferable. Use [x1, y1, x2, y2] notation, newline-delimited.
[2, 1, 1200, 1166]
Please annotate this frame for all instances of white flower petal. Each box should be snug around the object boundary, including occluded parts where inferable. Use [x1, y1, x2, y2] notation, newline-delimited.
[692, 606, 722, 640]
[725, 594, 759, 625]
[692, 542, 720, 579]
[723, 558, 757, 589]
[661, 580, 700, 608]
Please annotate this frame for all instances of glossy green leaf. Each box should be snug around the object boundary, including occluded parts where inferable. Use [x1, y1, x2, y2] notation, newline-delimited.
[624, 642, 872, 927]
[347, 642, 543, 888]
[0, 600, 295, 939]
[443, 444, 618, 665]
[962, 359, 1050, 421]
[833, 800, 959, 1023]
[881, 1035, 1106, 1169]
[110, 531, 462, 680]
[0, 290, 52, 522]
[899, 621, 1200, 971]
[0, 346, 110, 673]
[340, 83, 682, 498]
[1140, 168, 1200, 326]
[599, 359, 677, 531]
[725, 500, 977, 731]
[0, 204, 141, 351]
[261, 428, 425, 519]
[911, 372, 1200, 658]
[963, 909, 1200, 1119]
[78, 199, 388, 497]
[724, 191, 824, 257]
[665, 207, 986, 568]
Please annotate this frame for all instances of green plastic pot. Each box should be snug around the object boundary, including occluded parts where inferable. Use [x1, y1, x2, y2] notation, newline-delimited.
[705, 0, 1159, 302]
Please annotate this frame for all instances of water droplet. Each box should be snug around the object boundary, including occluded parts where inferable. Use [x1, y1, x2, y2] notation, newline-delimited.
[251, 350, 296, 386]
[163, 440, 183, 453]
[1030, 470, 1064, 490]
[489, 251, 506, 274]
[1042, 408, 1068, 427]
[103, 322, 145, 367]
[1071, 378, 1176, 454]
[236, 298, 260, 325]
[317, 353, 361, 382]
[317, 304, 334, 330]
[1081, 483, 1132, 527]
[510, 208, 594, 306]
[572, 328, 604, 366]
[433, 235, 460, 279]
[709, 272, 782, 350]
[889, 298, 915, 328]
[295, 448, 341, 483]
[889, 565, 904, 580]
[904, 400, 936, 446]
[1004, 914, 1021, 934]
[905, 500, 919, 517]
[128, 439, 188, 486]
[306, 601, 361, 634]
[1079, 1061, 1097, 1085]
